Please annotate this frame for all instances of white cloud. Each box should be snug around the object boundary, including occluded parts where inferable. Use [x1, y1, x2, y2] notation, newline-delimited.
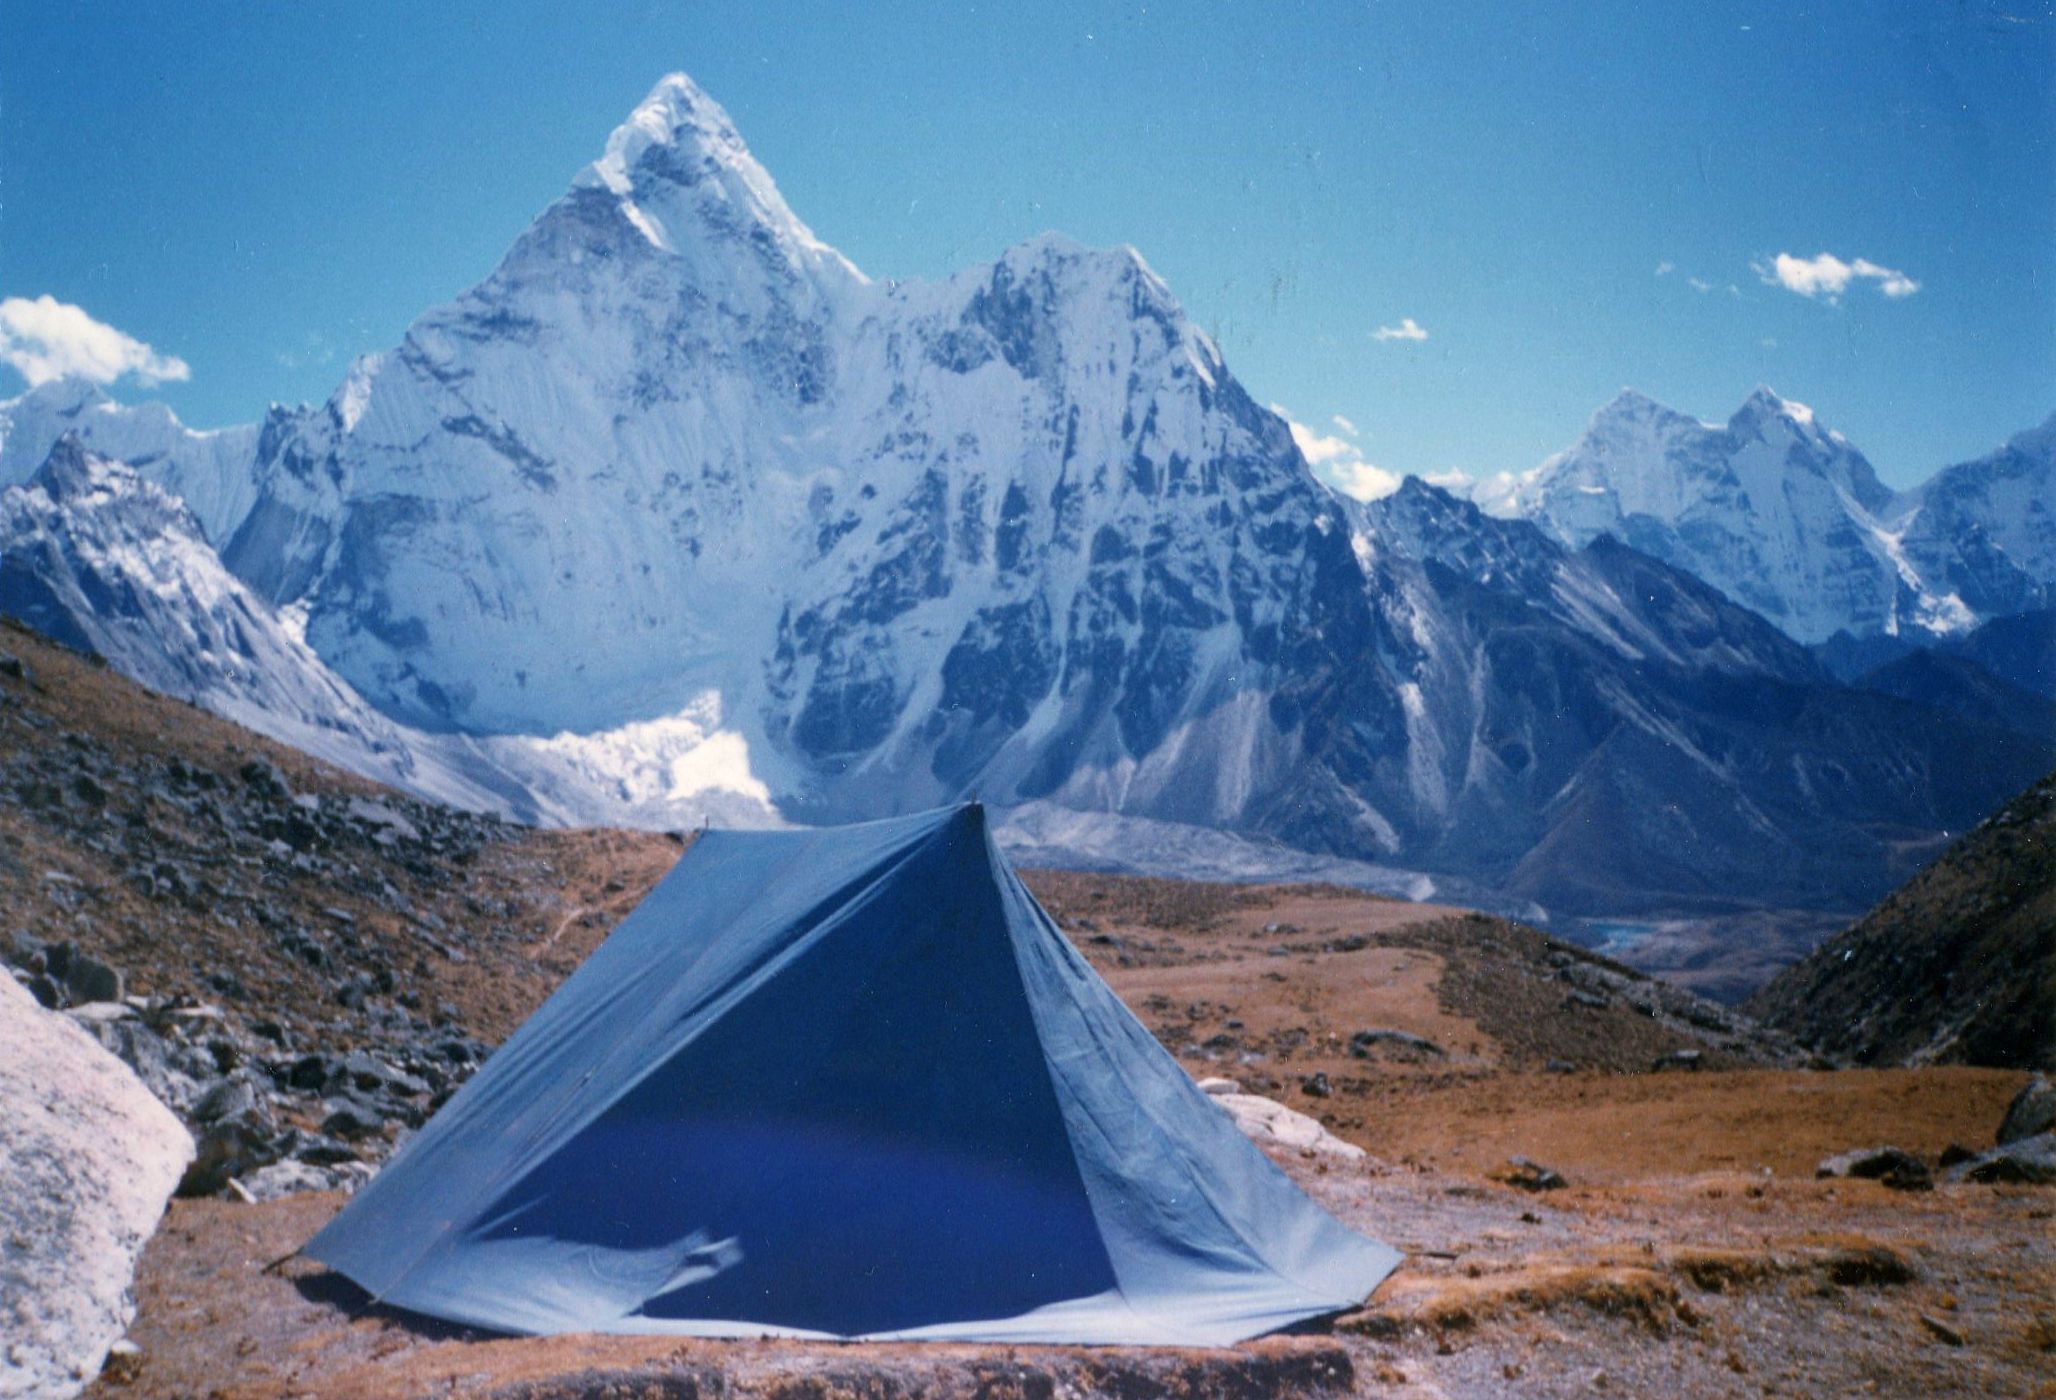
[0, 295, 191, 388]
[1424, 468, 1475, 492]
[1276, 406, 1401, 501]
[1372, 317, 1429, 343]
[1687, 276, 1714, 294]
[1331, 413, 1359, 437]
[1655, 260, 1676, 277]
[1755, 251, 1920, 302]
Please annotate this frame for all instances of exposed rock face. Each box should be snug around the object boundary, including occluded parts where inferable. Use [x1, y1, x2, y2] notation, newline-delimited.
[0, 973, 192, 1400]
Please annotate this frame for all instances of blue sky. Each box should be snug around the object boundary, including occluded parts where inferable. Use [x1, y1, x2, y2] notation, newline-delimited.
[2, 0, 2050, 488]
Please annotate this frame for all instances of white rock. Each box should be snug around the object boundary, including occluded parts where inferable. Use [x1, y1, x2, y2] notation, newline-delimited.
[1208, 1090, 1366, 1161]
[0, 974, 192, 1400]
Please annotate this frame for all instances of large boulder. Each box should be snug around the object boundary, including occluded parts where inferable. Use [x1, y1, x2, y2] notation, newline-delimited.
[1998, 1077, 2055, 1145]
[1, 974, 192, 1398]
[1945, 1132, 2056, 1186]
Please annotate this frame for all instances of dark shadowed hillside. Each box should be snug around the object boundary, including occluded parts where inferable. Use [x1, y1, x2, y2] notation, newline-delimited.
[1748, 768, 2056, 1070]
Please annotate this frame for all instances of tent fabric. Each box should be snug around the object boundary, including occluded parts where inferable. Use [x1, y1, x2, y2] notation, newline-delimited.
[304, 804, 1401, 1345]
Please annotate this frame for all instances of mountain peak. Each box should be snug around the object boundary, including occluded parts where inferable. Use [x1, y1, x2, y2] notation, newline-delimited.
[1576, 389, 1699, 450]
[28, 433, 138, 507]
[6, 375, 110, 417]
[1586, 388, 1697, 434]
[569, 72, 865, 285]
[1729, 384, 1820, 434]
[1597, 386, 1663, 416]
[577, 72, 743, 197]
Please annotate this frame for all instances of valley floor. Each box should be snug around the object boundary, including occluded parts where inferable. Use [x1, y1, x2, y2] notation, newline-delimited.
[89, 878, 2051, 1399]
[101, 1067, 2049, 1399]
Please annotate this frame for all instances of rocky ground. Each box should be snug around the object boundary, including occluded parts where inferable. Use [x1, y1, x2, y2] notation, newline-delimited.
[0, 621, 680, 1203]
[4, 620, 2052, 1398]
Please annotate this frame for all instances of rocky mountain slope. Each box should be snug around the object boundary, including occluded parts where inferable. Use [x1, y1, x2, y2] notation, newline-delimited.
[0, 618, 683, 1202]
[0, 613, 1799, 1192]
[1346, 478, 2056, 911]
[1477, 389, 2053, 647]
[2, 72, 2048, 919]
[1748, 767, 2056, 1070]
[1942, 606, 2056, 698]
[1849, 648, 2056, 742]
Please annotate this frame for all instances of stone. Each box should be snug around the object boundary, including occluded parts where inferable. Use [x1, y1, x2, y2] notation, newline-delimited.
[1206, 1089, 1366, 1161]
[191, 1077, 258, 1124]
[1946, 1132, 2056, 1185]
[1998, 1077, 2054, 1146]
[337, 1050, 430, 1098]
[1652, 1049, 1704, 1072]
[1918, 1313, 1965, 1347]
[1348, 1028, 1446, 1059]
[321, 1095, 387, 1141]
[1816, 1146, 1933, 1192]
[1499, 1156, 1568, 1191]
[179, 1116, 280, 1197]
[100, 1338, 144, 1383]
[0, 974, 191, 1400]
[240, 1159, 343, 1203]
[61, 950, 123, 1007]
[1302, 1072, 1334, 1098]
[237, 757, 291, 801]
[288, 1134, 362, 1167]
[287, 1052, 335, 1091]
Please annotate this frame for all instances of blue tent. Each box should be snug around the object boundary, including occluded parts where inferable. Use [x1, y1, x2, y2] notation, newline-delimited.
[305, 804, 1399, 1344]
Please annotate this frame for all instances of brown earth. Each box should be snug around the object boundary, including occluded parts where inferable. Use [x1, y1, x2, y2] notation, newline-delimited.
[90, 861, 2052, 1399]
[101, 1065, 2052, 1399]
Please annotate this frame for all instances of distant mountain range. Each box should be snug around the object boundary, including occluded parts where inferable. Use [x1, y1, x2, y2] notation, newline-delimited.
[1472, 387, 2055, 648]
[2, 72, 2050, 921]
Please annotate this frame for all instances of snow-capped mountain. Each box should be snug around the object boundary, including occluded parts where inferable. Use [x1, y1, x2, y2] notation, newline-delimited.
[224, 74, 1405, 854]
[1477, 388, 2052, 646]
[1890, 413, 2056, 626]
[2, 73, 2048, 916]
[0, 377, 261, 545]
[0, 436, 777, 829]
[1342, 477, 2051, 910]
